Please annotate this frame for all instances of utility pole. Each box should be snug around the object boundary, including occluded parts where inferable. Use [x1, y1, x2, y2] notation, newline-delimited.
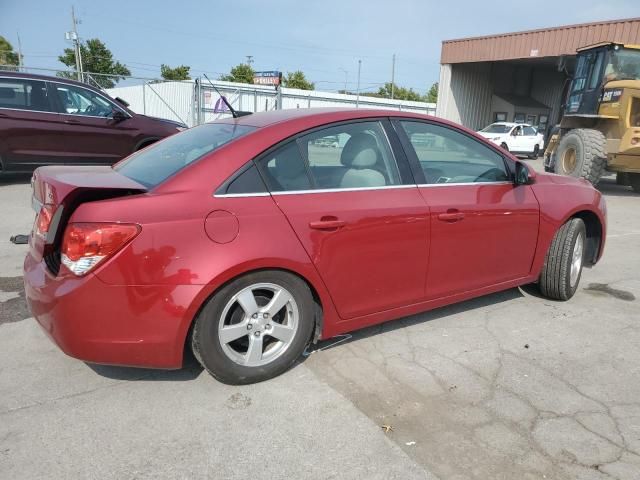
[70, 6, 83, 81]
[338, 67, 348, 93]
[356, 59, 361, 108]
[390, 54, 396, 99]
[246, 55, 254, 66]
[16, 32, 23, 71]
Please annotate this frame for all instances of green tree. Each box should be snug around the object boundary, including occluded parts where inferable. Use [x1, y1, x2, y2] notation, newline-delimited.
[219, 63, 255, 84]
[372, 82, 424, 101]
[426, 82, 438, 103]
[282, 70, 314, 90]
[58, 38, 130, 88]
[0, 36, 21, 71]
[160, 64, 191, 80]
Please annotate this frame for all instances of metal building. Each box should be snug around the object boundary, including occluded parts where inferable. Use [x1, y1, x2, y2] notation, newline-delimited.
[435, 17, 640, 132]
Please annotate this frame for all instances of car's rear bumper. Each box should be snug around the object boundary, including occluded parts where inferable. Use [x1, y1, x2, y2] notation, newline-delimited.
[23, 253, 202, 369]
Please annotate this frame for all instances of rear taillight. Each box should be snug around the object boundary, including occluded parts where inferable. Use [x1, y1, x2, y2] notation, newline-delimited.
[35, 204, 56, 238]
[61, 223, 140, 276]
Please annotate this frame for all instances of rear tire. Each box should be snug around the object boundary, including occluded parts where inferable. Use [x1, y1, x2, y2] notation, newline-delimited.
[630, 173, 640, 194]
[191, 270, 315, 385]
[529, 144, 540, 159]
[539, 218, 586, 301]
[554, 129, 607, 185]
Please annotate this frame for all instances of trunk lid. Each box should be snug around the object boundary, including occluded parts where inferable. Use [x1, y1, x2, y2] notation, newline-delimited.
[30, 166, 147, 268]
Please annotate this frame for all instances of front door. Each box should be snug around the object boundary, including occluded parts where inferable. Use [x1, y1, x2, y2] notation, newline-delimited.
[256, 120, 430, 319]
[50, 81, 135, 164]
[0, 76, 68, 171]
[395, 119, 539, 300]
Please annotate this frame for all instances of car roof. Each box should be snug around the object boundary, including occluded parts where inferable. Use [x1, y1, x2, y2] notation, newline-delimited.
[214, 107, 440, 129]
[0, 70, 102, 91]
[489, 122, 533, 127]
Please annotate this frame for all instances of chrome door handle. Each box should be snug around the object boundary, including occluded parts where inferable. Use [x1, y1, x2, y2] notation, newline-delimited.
[437, 211, 465, 222]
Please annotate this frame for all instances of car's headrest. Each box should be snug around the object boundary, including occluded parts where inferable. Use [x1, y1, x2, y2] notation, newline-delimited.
[341, 133, 380, 168]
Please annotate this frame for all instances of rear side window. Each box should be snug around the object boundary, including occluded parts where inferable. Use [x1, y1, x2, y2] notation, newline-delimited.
[115, 123, 255, 188]
[523, 126, 537, 136]
[256, 121, 402, 192]
[0, 78, 51, 112]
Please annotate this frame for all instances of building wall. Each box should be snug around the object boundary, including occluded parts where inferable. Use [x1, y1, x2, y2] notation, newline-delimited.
[436, 63, 493, 130]
[441, 17, 640, 64]
[530, 69, 566, 127]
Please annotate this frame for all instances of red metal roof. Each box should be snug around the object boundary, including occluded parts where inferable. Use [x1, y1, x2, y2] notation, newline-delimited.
[441, 17, 640, 64]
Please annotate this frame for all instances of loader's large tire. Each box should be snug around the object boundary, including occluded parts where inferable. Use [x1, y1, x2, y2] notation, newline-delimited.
[554, 129, 607, 185]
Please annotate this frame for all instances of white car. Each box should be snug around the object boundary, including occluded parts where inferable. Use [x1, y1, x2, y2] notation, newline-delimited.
[477, 122, 544, 158]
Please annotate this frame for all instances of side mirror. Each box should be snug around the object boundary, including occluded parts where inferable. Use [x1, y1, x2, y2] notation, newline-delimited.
[111, 109, 127, 123]
[515, 161, 531, 185]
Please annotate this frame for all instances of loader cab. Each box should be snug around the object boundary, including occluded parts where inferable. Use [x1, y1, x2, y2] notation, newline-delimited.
[565, 43, 640, 116]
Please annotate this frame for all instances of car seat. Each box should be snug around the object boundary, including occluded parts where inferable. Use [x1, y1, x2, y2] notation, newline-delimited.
[339, 133, 386, 188]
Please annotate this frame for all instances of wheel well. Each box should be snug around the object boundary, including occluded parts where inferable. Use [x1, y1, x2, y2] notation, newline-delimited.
[183, 267, 324, 362]
[571, 210, 603, 265]
[135, 138, 159, 151]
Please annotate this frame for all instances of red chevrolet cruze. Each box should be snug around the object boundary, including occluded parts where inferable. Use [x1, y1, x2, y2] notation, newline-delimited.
[23, 108, 606, 384]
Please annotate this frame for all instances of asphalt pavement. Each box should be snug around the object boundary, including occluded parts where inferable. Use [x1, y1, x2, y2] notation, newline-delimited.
[1, 162, 639, 479]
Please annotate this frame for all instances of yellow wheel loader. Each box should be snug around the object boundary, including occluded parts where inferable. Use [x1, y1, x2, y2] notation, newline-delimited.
[544, 42, 640, 192]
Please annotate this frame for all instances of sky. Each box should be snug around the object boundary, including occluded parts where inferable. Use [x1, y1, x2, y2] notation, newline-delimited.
[1, 0, 639, 95]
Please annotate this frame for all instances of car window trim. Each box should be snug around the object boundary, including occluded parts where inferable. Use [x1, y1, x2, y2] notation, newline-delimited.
[271, 184, 419, 196]
[390, 117, 516, 184]
[50, 80, 132, 119]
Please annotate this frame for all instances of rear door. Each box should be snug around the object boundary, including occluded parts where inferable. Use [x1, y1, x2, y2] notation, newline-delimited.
[256, 119, 430, 320]
[394, 119, 539, 300]
[50, 81, 136, 164]
[0, 76, 68, 171]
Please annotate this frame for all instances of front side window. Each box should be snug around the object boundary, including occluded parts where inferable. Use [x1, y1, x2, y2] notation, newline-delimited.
[0, 78, 51, 111]
[53, 83, 117, 117]
[258, 121, 402, 192]
[115, 123, 256, 188]
[400, 121, 509, 184]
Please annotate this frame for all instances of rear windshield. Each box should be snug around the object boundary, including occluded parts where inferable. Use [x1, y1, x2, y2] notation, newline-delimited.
[114, 123, 256, 188]
[480, 124, 511, 134]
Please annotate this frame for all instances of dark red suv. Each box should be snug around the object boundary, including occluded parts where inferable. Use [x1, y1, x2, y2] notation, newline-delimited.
[0, 71, 186, 173]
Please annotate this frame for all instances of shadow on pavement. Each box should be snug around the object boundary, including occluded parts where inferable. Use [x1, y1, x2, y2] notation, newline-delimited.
[597, 178, 637, 198]
[313, 287, 524, 353]
[87, 353, 204, 382]
[0, 173, 32, 186]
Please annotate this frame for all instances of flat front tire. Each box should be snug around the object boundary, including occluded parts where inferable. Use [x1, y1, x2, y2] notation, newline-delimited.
[191, 270, 315, 384]
[539, 218, 586, 300]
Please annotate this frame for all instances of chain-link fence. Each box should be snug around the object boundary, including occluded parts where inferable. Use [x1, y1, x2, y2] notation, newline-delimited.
[2, 65, 437, 128]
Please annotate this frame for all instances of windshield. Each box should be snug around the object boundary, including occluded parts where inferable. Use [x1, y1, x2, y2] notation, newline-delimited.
[115, 123, 256, 188]
[480, 124, 511, 134]
[605, 48, 640, 82]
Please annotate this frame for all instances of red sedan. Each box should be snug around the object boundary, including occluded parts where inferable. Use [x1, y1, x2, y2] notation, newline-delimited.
[23, 108, 606, 384]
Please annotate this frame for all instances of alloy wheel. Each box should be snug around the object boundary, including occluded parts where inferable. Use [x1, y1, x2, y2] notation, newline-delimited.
[217, 283, 299, 367]
[570, 233, 584, 287]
